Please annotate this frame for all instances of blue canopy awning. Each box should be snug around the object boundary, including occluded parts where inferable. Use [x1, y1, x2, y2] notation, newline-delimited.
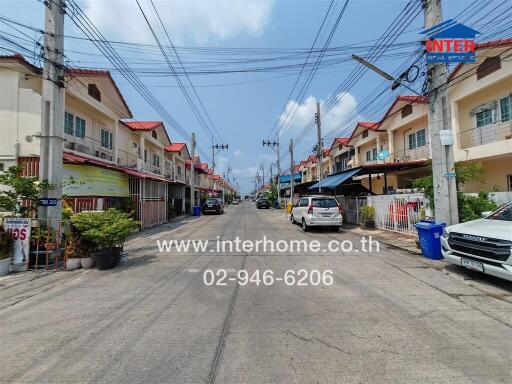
[279, 172, 302, 183]
[308, 168, 360, 190]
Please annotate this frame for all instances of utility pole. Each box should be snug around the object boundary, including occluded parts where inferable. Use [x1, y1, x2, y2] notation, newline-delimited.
[211, 143, 228, 196]
[263, 140, 281, 205]
[315, 102, 323, 193]
[259, 163, 265, 191]
[423, 0, 459, 225]
[39, 0, 65, 223]
[289, 138, 294, 205]
[190, 133, 196, 214]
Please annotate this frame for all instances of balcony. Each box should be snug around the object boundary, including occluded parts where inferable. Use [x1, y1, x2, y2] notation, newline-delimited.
[390, 143, 430, 162]
[64, 135, 114, 162]
[458, 121, 512, 149]
[117, 148, 139, 169]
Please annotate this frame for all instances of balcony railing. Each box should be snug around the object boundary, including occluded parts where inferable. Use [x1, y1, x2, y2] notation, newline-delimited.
[117, 148, 139, 169]
[458, 121, 512, 149]
[389, 143, 430, 162]
[64, 134, 114, 162]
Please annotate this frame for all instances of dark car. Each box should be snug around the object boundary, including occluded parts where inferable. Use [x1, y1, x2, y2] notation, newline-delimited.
[202, 198, 224, 214]
[256, 198, 270, 209]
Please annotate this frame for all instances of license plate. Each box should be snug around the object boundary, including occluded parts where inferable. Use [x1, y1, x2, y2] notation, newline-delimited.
[321, 213, 331, 217]
[461, 258, 484, 272]
[208, 205, 213, 207]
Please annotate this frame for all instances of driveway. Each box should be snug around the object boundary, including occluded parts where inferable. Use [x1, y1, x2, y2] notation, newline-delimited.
[1, 202, 511, 383]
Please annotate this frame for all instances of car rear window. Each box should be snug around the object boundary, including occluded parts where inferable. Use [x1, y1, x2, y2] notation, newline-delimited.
[206, 199, 217, 204]
[312, 198, 338, 208]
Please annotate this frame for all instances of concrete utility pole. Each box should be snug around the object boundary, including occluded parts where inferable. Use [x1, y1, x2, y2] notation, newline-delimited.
[262, 140, 281, 204]
[315, 102, 323, 193]
[423, 0, 459, 225]
[39, 0, 65, 223]
[190, 133, 196, 214]
[289, 138, 294, 205]
[211, 143, 228, 195]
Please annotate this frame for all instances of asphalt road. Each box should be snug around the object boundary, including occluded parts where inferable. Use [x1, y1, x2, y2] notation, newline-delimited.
[1, 202, 512, 383]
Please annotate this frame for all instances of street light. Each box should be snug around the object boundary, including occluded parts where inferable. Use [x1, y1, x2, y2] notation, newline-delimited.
[351, 55, 422, 96]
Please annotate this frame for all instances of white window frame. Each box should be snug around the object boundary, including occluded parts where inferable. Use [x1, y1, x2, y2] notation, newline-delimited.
[499, 94, 511, 122]
[64, 111, 74, 136]
[74, 115, 86, 139]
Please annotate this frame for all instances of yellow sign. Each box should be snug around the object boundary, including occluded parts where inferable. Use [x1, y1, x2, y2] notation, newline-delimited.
[63, 164, 130, 197]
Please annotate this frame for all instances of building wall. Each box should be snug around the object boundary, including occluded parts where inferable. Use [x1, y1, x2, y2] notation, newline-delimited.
[460, 157, 512, 192]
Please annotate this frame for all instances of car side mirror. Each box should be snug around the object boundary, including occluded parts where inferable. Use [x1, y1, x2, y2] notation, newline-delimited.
[481, 211, 492, 218]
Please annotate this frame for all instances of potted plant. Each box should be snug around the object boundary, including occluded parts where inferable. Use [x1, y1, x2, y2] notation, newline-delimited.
[0, 228, 13, 276]
[63, 231, 81, 270]
[71, 209, 138, 270]
[361, 205, 376, 229]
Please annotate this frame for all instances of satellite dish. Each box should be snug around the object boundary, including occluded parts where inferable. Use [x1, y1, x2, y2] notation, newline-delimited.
[377, 150, 390, 160]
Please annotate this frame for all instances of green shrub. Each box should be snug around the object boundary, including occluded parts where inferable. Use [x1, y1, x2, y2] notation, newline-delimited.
[71, 209, 139, 250]
[457, 192, 498, 222]
[361, 205, 376, 222]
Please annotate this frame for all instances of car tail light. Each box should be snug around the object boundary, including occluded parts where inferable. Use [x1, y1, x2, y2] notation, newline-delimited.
[307, 205, 313, 214]
[338, 204, 343, 214]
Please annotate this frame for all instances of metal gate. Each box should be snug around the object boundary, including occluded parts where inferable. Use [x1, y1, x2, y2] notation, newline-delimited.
[368, 193, 429, 235]
[343, 196, 367, 224]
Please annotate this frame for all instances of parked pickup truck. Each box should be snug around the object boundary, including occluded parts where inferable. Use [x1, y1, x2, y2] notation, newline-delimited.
[441, 202, 512, 281]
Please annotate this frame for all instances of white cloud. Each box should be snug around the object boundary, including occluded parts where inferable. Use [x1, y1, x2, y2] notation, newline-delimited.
[278, 92, 360, 139]
[233, 149, 246, 158]
[83, 0, 275, 44]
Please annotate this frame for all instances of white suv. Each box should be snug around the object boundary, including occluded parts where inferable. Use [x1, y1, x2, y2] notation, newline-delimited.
[441, 203, 512, 281]
[291, 196, 343, 231]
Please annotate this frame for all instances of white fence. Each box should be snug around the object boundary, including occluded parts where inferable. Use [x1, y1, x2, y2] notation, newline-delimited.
[367, 193, 430, 235]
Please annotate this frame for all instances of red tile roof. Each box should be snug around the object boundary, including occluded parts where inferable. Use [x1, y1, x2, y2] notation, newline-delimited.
[165, 143, 186, 152]
[122, 121, 162, 130]
[358, 121, 379, 130]
[66, 67, 133, 118]
[448, 39, 512, 81]
[0, 53, 41, 73]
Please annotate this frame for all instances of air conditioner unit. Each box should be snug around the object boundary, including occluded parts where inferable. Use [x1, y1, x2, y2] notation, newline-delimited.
[76, 143, 87, 153]
[65, 142, 76, 150]
[100, 152, 107, 159]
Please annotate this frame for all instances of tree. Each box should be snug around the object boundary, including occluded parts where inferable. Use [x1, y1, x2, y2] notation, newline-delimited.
[412, 161, 498, 222]
[0, 166, 74, 218]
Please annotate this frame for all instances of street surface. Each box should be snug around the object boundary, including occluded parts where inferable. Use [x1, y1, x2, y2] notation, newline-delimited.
[1, 202, 512, 383]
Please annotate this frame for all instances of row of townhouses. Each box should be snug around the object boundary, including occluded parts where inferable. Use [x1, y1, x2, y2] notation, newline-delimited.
[284, 39, 512, 199]
[0, 54, 236, 228]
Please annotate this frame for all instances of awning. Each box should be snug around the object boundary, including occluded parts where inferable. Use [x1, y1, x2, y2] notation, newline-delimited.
[308, 168, 360, 190]
[279, 172, 302, 183]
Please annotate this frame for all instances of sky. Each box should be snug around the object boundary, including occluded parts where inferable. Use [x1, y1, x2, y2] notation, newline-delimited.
[0, 0, 478, 194]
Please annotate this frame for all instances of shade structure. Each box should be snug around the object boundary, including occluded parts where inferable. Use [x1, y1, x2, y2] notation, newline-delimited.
[308, 168, 360, 190]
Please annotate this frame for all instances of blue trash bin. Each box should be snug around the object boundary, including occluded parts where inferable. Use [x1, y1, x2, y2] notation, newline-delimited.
[192, 205, 201, 216]
[415, 220, 446, 260]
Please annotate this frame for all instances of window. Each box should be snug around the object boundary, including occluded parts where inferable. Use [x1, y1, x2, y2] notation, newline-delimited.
[88, 84, 101, 102]
[75, 117, 86, 139]
[100, 129, 113, 150]
[365, 150, 371, 161]
[152, 131, 158, 139]
[153, 154, 160, 167]
[408, 133, 416, 150]
[476, 109, 493, 127]
[362, 129, 368, 139]
[416, 129, 426, 147]
[64, 112, 74, 135]
[401, 104, 412, 118]
[177, 166, 182, 175]
[299, 198, 308, 207]
[372, 148, 378, 160]
[408, 129, 427, 149]
[476, 56, 501, 80]
[508, 175, 512, 192]
[500, 95, 511, 122]
[144, 150, 147, 163]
